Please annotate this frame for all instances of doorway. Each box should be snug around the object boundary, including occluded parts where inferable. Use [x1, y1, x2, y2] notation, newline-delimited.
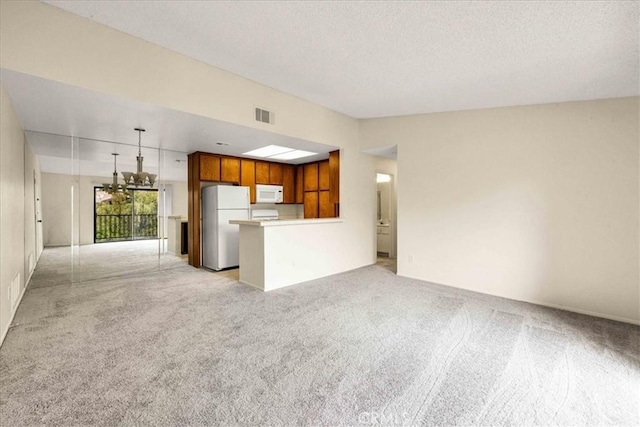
[94, 187, 158, 243]
[376, 171, 397, 273]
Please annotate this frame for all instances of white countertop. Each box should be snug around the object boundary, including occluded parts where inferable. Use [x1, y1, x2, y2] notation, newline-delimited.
[230, 218, 343, 227]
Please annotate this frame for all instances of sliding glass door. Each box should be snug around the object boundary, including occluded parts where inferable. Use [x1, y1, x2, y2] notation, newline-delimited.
[94, 188, 158, 243]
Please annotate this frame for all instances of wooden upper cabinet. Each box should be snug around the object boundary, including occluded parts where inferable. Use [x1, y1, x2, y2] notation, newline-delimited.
[319, 160, 330, 191]
[200, 154, 221, 181]
[255, 161, 270, 184]
[304, 191, 319, 218]
[282, 165, 295, 204]
[221, 157, 241, 183]
[269, 163, 283, 185]
[329, 150, 340, 204]
[319, 190, 334, 218]
[240, 159, 256, 203]
[295, 166, 304, 204]
[304, 163, 319, 191]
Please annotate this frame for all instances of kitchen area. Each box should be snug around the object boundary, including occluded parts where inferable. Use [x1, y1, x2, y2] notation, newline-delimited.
[185, 147, 343, 290]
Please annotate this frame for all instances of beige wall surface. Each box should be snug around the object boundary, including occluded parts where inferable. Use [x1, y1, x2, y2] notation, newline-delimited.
[170, 181, 187, 218]
[361, 97, 639, 323]
[1, 1, 375, 273]
[0, 83, 25, 343]
[0, 1, 358, 146]
[1, 83, 41, 345]
[41, 173, 69, 246]
[41, 173, 188, 247]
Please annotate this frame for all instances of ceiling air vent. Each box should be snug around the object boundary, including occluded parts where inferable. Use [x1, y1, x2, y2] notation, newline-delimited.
[255, 107, 274, 125]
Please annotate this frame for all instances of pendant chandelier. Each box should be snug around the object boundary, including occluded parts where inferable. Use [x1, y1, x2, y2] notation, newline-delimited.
[103, 153, 129, 195]
[122, 128, 157, 188]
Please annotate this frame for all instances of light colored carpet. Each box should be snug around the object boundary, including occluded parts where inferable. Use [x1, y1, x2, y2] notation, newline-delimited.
[1, 248, 638, 426]
[376, 255, 396, 274]
[29, 240, 189, 288]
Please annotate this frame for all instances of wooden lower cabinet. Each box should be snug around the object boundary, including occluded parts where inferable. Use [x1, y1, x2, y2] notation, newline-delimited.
[304, 192, 319, 218]
[319, 191, 334, 218]
[305, 190, 334, 218]
[301, 153, 340, 218]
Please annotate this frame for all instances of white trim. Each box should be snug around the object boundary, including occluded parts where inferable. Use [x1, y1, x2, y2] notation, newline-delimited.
[526, 299, 640, 326]
[0, 260, 37, 347]
[0, 282, 28, 347]
[239, 279, 264, 291]
[399, 272, 640, 326]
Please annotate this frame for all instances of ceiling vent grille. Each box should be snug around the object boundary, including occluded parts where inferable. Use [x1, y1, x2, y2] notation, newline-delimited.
[255, 107, 274, 125]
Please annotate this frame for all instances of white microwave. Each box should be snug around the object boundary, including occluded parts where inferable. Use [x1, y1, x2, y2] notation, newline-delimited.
[256, 184, 283, 204]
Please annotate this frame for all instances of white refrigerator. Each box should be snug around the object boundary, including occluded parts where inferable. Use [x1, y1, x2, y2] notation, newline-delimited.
[202, 185, 250, 271]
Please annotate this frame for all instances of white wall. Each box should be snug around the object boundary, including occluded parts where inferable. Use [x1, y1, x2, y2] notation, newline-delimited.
[239, 220, 354, 291]
[41, 172, 187, 246]
[361, 97, 640, 324]
[1, 1, 375, 273]
[169, 181, 187, 218]
[1, 83, 42, 345]
[40, 172, 73, 246]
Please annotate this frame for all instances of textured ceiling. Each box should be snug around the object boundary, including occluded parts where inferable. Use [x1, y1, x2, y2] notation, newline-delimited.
[45, 1, 639, 118]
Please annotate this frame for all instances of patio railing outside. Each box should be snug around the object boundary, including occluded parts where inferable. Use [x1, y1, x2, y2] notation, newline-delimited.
[95, 214, 158, 242]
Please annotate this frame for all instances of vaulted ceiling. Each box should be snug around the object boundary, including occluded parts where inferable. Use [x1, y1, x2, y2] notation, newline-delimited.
[45, 1, 639, 118]
[3, 2, 638, 178]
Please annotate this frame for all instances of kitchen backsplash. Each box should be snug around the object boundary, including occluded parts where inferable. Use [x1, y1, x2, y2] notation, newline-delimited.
[251, 203, 303, 219]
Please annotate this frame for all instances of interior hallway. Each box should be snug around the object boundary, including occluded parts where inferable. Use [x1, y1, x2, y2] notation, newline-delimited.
[1, 247, 638, 425]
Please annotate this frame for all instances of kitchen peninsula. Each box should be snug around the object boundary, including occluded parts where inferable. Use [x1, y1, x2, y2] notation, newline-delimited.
[230, 218, 343, 291]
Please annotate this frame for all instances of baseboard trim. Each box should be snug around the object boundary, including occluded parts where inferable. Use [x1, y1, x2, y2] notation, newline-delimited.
[398, 272, 639, 326]
[526, 299, 640, 326]
[239, 279, 265, 291]
[0, 260, 38, 348]
[0, 283, 28, 347]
